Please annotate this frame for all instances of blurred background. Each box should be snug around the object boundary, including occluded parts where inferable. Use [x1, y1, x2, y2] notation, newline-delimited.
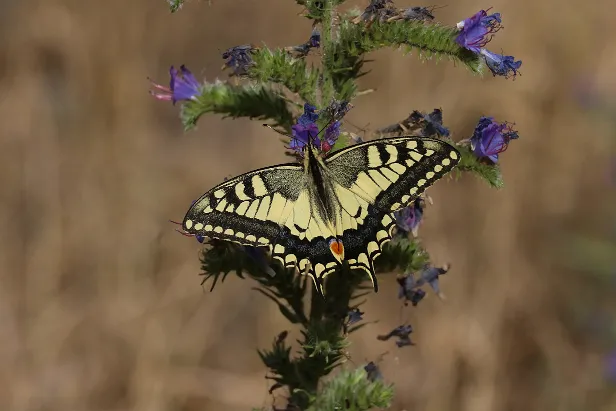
[1, 0, 615, 410]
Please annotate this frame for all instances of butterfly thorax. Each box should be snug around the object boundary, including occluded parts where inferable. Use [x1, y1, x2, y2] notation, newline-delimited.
[304, 142, 346, 262]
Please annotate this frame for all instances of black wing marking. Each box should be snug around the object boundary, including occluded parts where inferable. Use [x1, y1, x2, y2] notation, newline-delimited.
[182, 162, 345, 293]
[182, 164, 306, 248]
[181, 137, 460, 297]
[325, 136, 460, 212]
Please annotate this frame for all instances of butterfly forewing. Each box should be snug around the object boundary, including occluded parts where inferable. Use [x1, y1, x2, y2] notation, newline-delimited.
[182, 165, 306, 248]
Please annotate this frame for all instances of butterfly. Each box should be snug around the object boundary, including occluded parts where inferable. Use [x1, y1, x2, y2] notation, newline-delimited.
[181, 134, 459, 296]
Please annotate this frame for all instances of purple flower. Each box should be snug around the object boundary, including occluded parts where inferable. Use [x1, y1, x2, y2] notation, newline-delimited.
[291, 123, 319, 152]
[416, 263, 450, 295]
[347, 307, 364, 325]
[480, 49, 522, 79]
[470, 116, 519, 163]
[394, 198, 425, 237]
[321, 121, 341, 153]
[285, 29, 321, 58]
[364, 361, 383, 382]
[289, 103, 320, 153]
[377, 324, 414, 348]
[397, 273, 426, 306]
[309, 28, 321, 48]
[455, 9, 502, 53]
[149, 65, 200, 105]
[222, 45, 256, 76]
[298, 103, 319, 125]
[410, 108, 450, 137]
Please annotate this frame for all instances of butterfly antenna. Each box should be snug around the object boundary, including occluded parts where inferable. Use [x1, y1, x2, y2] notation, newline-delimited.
[262, 124, 304, 153]
[174, 229, 195, 237]
[262, 124, 292, 138]
[316, 112, 338, 138]
[169, 220, 196, 237]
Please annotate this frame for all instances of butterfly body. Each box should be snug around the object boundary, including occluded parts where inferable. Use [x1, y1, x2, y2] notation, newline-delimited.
[182, 136, 459, 295]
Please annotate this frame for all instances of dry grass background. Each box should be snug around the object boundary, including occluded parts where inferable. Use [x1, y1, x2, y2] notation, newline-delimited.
[1, 0, 615, 410]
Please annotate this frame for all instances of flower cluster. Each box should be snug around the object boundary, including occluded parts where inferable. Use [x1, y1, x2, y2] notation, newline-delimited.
[455, 9, 522, 79]
[288, 103, 343, 155]
[222, 44, 257, 76]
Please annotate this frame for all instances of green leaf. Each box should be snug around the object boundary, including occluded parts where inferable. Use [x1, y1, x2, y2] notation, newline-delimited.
[250, 48, 320, 106]
[180, 81, 295, 131]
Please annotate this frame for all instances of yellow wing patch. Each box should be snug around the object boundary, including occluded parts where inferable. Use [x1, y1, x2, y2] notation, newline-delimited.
[183, 165, 305, 248]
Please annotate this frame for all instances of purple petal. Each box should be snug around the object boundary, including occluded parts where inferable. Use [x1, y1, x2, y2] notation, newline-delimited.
[480, 49, 522, 78]
[168, 65, 201, 105]
[455, 10, 502, 53]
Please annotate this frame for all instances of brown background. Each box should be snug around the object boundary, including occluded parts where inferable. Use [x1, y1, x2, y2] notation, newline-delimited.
[1, 0, 615, 410]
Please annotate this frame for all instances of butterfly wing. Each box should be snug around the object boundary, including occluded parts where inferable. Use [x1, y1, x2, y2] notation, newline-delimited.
[182, 163, 344, 291]
[182, 164, 307, 248]
[318, 136, 460, 288]
[182, 137, 459, 296]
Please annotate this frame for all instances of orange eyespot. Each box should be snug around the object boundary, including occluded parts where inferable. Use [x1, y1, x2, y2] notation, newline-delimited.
[329, 238, 344, 256]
